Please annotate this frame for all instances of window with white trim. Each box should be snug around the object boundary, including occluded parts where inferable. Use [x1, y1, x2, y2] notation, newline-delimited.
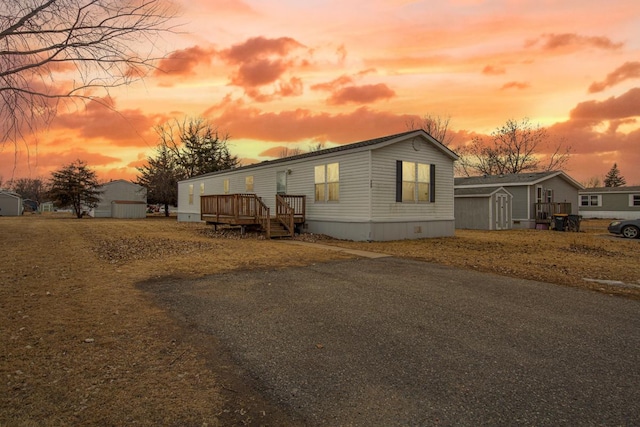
[200, 182, 205, 195]
[245, 176, 254, 192]
[396, 161, 435, 202]
[580, 195, 601, 207]
[630, 194, 640, 207]
[223, 179, 229, 194]
[188, 184, 194, 205]
[314, 163, 339, 202]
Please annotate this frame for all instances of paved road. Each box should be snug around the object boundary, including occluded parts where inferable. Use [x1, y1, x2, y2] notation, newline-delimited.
[140, 257, 640, 426]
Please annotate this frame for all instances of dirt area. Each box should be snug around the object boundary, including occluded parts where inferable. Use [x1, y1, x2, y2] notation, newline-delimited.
[1, 215, 638, 426]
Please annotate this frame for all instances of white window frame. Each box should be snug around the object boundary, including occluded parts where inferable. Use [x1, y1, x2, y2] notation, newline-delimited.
[580, 194, 601, 207]
[223, 179, 229, 194]
[314, 163, 339, 202]
[630, 194, 640, 207]
[245, 176, 254, 192]
[188, 184, 194, 205]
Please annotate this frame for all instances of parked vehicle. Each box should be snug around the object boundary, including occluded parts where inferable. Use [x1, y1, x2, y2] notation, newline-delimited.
[608, 219, 640, 239]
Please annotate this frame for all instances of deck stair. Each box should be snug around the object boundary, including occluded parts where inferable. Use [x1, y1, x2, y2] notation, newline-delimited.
[200, 193, 305, 239]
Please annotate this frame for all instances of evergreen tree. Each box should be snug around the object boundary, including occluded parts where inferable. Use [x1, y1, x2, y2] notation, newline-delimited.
[136, 142, 181, 217]
[48, 160, 102, 218]
[604, 163, 626, 187]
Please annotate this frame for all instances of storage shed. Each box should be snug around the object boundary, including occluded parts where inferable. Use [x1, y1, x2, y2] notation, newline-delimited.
[0, 191, 23, 216]
[178, 130, 459, 241]
[93, 180, 147, 218]
[455, 186, 513, 230]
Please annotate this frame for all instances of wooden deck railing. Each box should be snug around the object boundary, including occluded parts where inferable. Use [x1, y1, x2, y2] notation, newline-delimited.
[535, 202, 572, 223]
[201, 193, 305, 238]
[201, 194, 270, 232]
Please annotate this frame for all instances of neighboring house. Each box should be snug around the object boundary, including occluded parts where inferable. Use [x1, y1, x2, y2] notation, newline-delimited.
[92, 180, 147, 218]
[0, 191, 23, 216]
[455, 186, 513, 230]
[178, 130, 459, 241]
[455, 171, 583, 229]
[39, 201, 55, 213]
[579, 186, 640, 219]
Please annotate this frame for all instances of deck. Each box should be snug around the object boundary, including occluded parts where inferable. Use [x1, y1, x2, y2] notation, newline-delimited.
[200, 194, 306, 238]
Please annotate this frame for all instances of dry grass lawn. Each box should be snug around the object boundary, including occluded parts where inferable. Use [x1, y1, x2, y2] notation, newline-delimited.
[1, 214, 638, 426]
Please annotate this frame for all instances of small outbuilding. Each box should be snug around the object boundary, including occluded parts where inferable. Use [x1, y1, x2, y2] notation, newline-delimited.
[0, 191, 23, 216]
[93, 180, 147, 219]
[455, 186, 513, 230]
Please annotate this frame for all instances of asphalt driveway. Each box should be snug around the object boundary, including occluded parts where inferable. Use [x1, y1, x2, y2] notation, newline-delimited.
[140, 257, 640, 426]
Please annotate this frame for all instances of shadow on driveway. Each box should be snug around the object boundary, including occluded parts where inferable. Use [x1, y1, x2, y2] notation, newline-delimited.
[139, 257, 640, 426]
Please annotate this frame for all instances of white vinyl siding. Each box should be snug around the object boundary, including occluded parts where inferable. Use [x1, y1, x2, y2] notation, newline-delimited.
[371, 139, 454, 221]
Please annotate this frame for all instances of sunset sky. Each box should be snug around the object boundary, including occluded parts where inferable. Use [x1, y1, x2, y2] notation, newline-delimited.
[2, 0, 640, 185]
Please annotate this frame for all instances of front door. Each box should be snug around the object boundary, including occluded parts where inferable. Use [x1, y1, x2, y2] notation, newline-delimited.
[276, 170, 287, 194]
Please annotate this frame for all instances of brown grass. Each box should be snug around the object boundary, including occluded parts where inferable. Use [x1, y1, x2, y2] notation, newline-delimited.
[1, 215, 638, 425]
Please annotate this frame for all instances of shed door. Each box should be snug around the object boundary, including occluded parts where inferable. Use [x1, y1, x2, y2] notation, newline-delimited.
[495, 194, 509, 230]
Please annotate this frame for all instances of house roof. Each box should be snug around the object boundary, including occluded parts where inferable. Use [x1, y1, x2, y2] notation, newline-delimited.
[455, 171, 584, 189]
[181, 130, 459, 182]
[581, 186, 640, 193]
[455, 186, 513, 197]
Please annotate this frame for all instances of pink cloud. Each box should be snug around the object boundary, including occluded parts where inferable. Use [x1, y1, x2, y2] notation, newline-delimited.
[588, 62, 640, 93]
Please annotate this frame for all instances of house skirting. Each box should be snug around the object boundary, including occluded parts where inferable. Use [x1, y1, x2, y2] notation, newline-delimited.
[579, 211, 639, 220]
[306, 219, 455, 241]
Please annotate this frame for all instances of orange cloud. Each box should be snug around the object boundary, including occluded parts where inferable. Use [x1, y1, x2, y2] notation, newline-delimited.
[327, 84, 396, 105]
[588, 62, 640, 93]
[154, 45, 217, 78]
[221, 36, 305, 63]
[526, 33, 623, 52]
[51, 98, 166, 147]
[500, 81, 530, 90]
[570, 88, 640, 121]
[482, 65, 506, 75]
[231, 58, 290, 87]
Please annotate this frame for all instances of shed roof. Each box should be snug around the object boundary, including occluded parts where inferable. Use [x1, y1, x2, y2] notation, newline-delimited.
[0, 190, 22, 199]
[455, 186, 512, 197]
[455, 171, 583, 189]
[181, 130, 459, 182]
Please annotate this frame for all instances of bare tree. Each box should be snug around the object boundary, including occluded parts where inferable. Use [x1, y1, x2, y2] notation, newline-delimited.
[583, 176, 602, 188]
[406, 114, 455, 146]
[0, 0, 177, 145]
[278, 146, 304, 158]
[156, 117, 238, 179]
[8, 176, 48, 202]
[460, 118, 570, 176]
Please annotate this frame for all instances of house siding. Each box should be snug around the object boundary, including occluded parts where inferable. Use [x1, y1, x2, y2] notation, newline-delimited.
[579, 188, 640, 219]
[178, 131, 457, 241]
[455, 197, 490, 230]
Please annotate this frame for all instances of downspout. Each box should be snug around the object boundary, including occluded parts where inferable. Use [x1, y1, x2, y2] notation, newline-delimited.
[368, 150, 373, 241]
